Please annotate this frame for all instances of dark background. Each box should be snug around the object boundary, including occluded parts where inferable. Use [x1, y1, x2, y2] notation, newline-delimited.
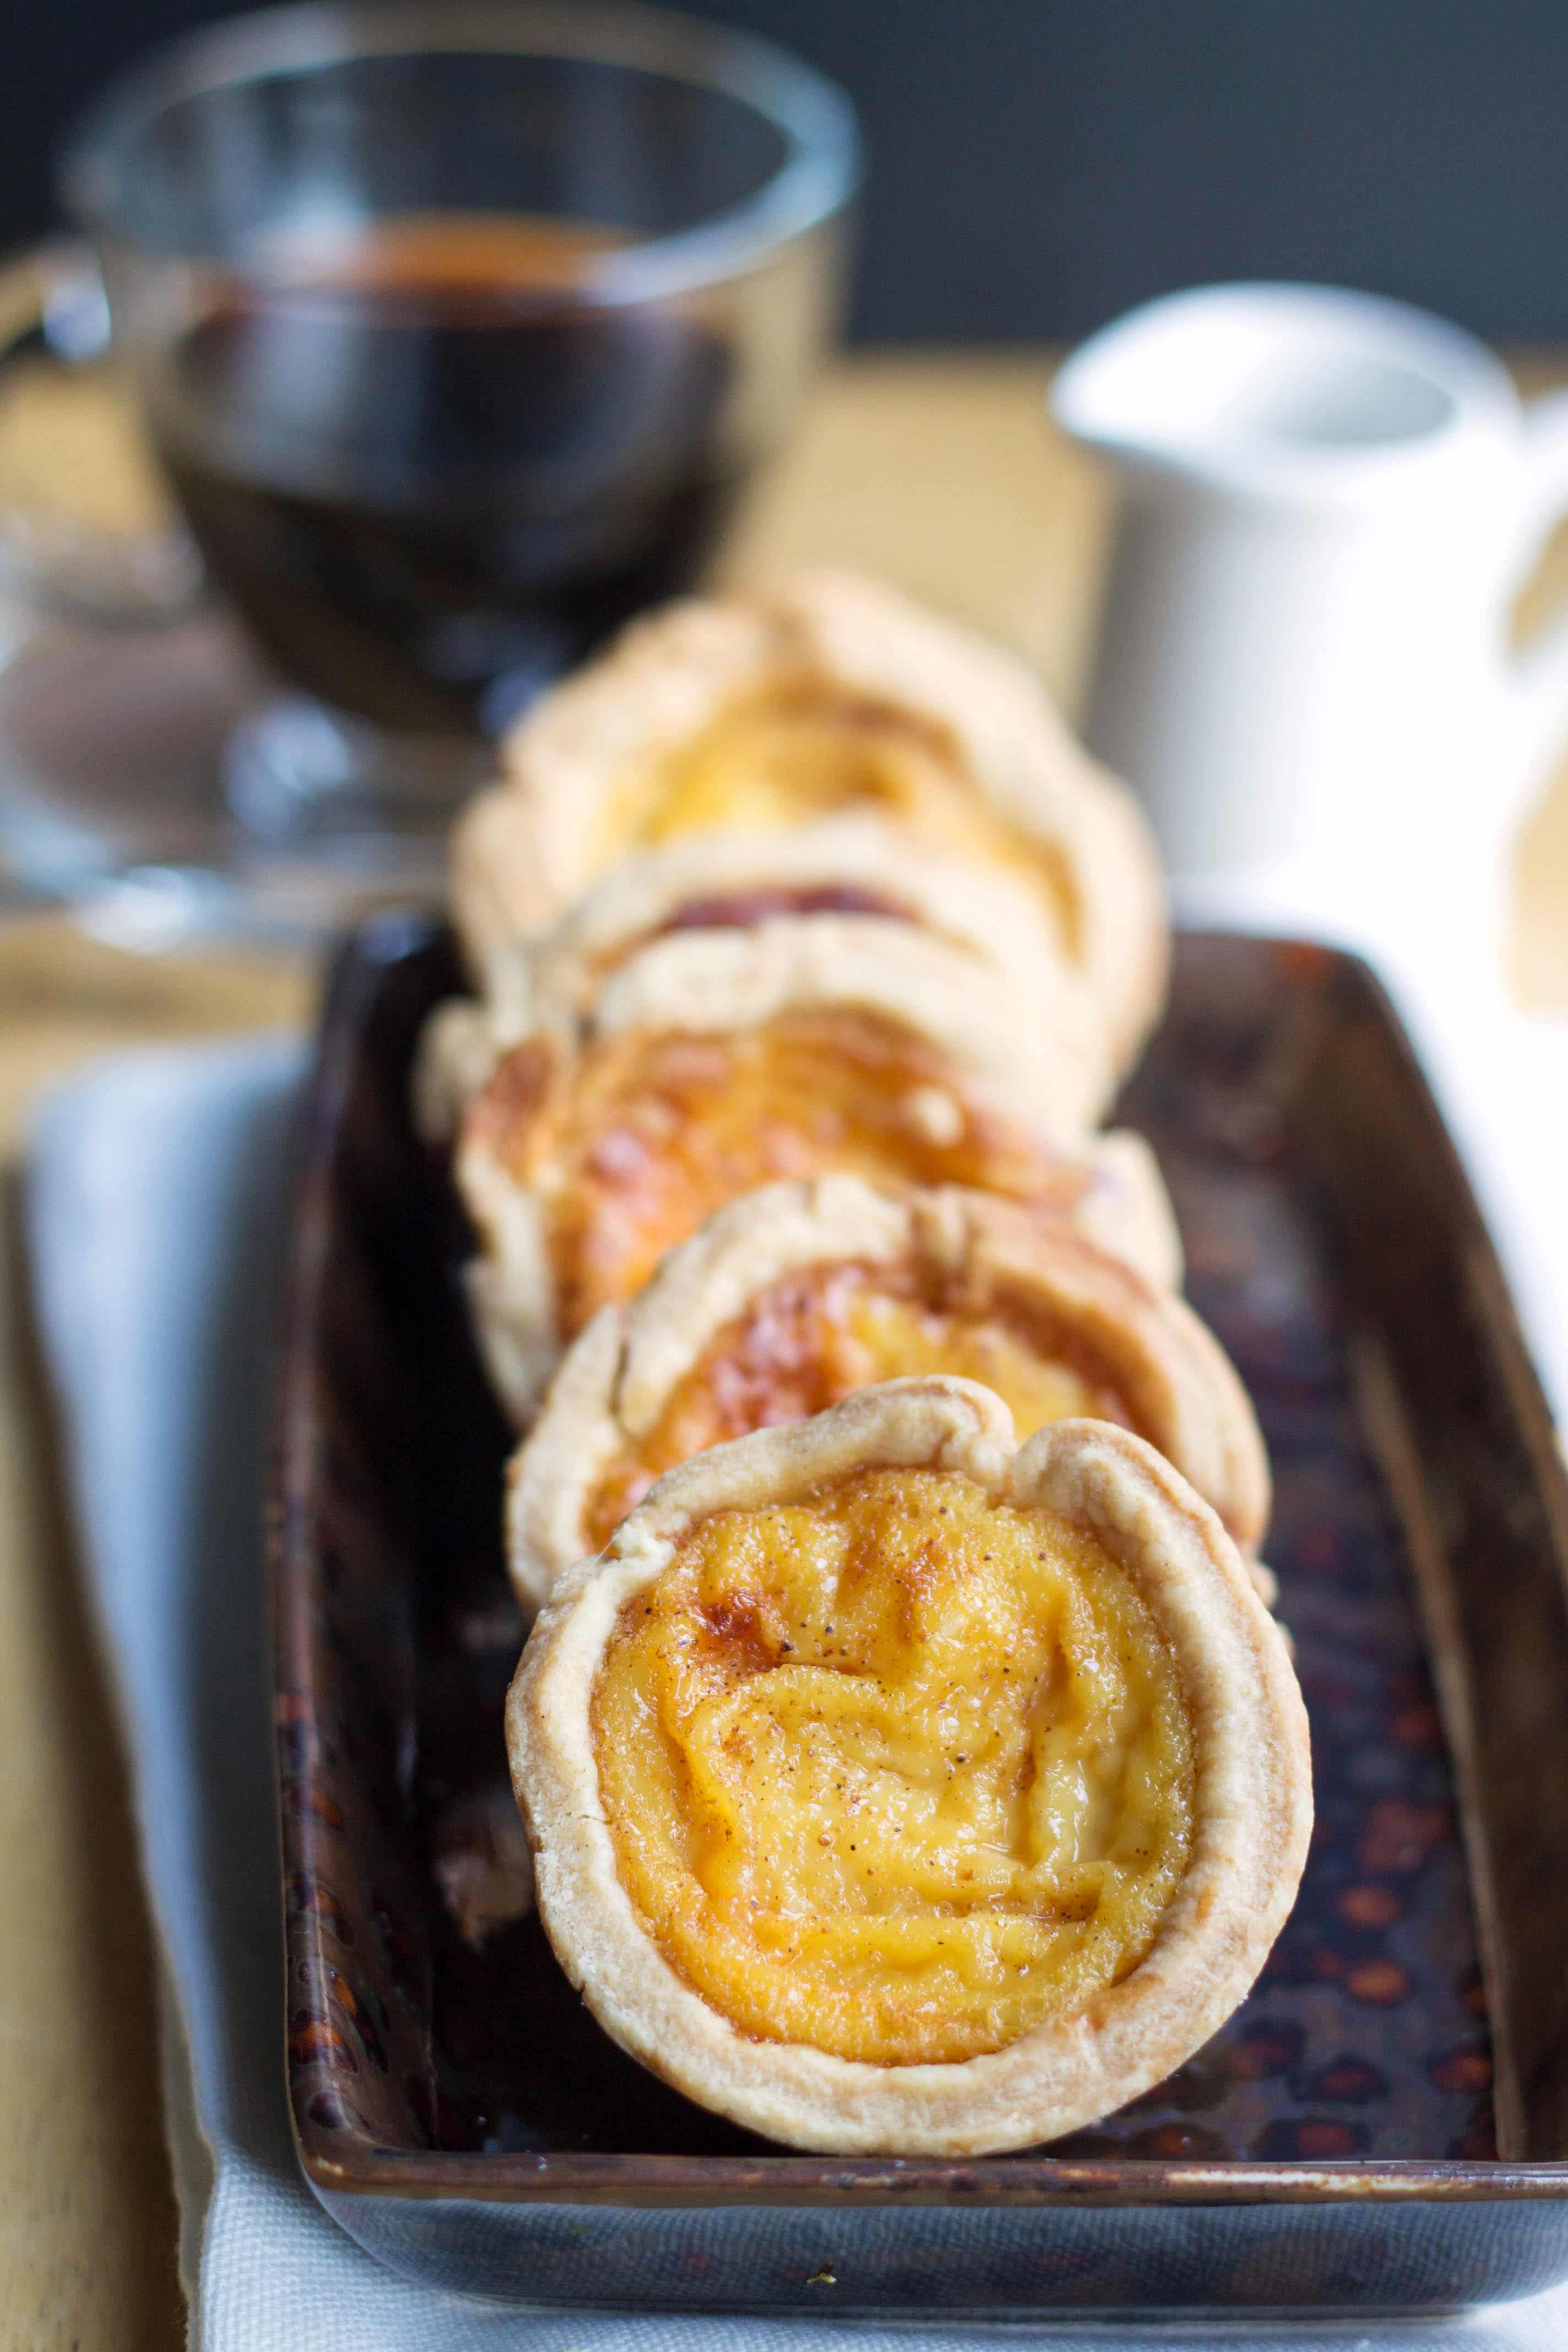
[8, 0, 1568, 344]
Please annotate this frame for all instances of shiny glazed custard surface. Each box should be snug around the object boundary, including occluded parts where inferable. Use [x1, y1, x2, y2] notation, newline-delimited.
[482, 1009, 1085, 1335]
[595, 685, 1080, 949]
[592, 1465, 1194, 2066]
[587, 1260, 1133, 1548]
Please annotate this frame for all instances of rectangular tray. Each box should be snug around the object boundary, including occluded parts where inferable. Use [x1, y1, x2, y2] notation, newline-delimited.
[273, 919, 1568, 2315]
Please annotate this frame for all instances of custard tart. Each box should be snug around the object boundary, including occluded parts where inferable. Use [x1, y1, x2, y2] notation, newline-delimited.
[416, 815, 1113, 1145]
[508, 1173, 1268, 1613]
[451, 571, 1167, 1069]
[507, 1378, 1311, 2155]
[447, 921, 1169, 1420]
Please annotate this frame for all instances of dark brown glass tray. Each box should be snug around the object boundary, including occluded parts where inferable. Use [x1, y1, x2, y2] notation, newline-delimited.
[272, 918, 1568, 2315]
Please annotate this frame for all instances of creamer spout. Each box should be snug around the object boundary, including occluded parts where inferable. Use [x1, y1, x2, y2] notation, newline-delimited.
[1052, 281, 1512, 506]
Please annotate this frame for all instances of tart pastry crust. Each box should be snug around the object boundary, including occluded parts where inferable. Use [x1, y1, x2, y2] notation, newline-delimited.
[507, 1173, 1267, 1613]
[450, 571, 1167, 1069]
[446, 921, 1170, 1420]
[507, 1378, 1312, 2155]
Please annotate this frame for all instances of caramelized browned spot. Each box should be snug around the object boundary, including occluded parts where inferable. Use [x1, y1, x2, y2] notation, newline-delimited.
[587, 1258, 1135, 1547]
[582, 883, 925, 989]
[462, 1035, 556, 1175]
[655, 883, 919, 934]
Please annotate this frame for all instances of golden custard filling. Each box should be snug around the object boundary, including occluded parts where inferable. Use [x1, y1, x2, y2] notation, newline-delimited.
[593, 685, 1081, 954]
[475, 1008, 1087, 1335]
[592, 1464, 1194, 2066]
[587, 1261, 1134, 1548]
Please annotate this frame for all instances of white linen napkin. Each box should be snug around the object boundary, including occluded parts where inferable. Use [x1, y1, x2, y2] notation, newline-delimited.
[22, 900, 1568, 2346]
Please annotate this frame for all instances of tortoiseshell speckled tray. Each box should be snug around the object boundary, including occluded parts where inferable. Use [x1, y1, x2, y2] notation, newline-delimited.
[272, 920, 1568, 2315]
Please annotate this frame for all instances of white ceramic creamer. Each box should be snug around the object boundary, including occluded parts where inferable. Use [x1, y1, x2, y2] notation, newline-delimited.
[1052, 283, 1568, 951]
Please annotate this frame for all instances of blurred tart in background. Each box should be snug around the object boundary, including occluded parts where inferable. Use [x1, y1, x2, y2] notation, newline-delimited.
[451, 571, 1167, 1075]
[439, 919, 1161, 1420]
[417, 813, 1115, 1144]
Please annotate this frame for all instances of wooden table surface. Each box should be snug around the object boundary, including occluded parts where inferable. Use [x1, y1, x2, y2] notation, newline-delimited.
[2, 352, 1566, 2348]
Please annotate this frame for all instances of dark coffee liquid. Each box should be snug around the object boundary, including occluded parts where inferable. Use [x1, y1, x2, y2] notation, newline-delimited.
[149, 219, 739, 732]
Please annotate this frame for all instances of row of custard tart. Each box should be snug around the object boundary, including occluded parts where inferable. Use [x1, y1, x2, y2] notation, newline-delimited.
[418, 573, 1177, 1417]
[422, 570, 1313, 2155]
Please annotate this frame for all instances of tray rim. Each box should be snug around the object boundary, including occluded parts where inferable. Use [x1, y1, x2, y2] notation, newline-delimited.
[275, 916, 1568, 2212]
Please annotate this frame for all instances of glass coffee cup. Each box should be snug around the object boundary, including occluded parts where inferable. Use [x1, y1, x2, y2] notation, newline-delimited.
[0, 1, 859, 939]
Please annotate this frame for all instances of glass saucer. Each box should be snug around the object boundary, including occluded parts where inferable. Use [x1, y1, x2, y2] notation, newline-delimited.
[0, 598, 481, 950]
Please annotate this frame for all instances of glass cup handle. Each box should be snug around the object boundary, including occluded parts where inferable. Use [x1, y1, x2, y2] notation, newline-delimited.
[0, 237, 201, 624]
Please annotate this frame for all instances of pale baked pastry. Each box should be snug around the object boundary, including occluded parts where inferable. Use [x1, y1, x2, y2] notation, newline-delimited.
[507, 1378, 1312, 2155]
[450, 570, 1167, 1070]
[444, 920, 1179, 1422]
[507, 1173, 1268, 1613]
